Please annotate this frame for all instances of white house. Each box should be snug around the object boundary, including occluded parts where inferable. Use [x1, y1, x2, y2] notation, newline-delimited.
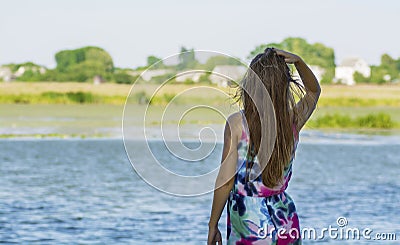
[209, 65, 247, 87]
[175, 71, 202, 82]
[335, 57, 371, 85]
[0, 66, 13, 82]
[15, 66, 26, 77]
[140, 69, 171, 81]
[15, 66, 47, 77]
[309, 66, 325, 82]
[293, 65, 325, 83]
[93, 75, 106, 85]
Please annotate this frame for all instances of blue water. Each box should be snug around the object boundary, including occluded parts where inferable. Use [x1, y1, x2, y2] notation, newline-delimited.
[1, 136, 399, 244]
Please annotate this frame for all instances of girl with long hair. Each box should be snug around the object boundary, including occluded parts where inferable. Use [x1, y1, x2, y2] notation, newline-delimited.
[208, 48, 321, 244]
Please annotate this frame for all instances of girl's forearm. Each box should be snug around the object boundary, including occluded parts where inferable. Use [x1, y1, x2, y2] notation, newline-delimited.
[208, 184, 232, 228]
[294, 59, 321, 94]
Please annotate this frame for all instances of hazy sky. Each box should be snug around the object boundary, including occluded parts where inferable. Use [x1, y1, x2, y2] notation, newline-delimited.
[1, 0, 399, 68]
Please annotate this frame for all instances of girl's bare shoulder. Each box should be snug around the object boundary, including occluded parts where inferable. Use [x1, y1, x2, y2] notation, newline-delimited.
[226, 111, 242, 125]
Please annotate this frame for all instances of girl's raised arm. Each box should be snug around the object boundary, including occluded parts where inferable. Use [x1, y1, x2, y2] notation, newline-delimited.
[275, 48, 321, 131]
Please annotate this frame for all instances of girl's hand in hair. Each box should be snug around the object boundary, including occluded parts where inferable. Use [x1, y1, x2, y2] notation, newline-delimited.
[273, 48, 302, 64]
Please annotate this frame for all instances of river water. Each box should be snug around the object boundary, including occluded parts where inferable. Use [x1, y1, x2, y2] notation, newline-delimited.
[1, 132, 399, 244]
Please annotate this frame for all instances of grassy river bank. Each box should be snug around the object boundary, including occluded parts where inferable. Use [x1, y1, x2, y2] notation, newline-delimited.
[1, 82, 400, 138]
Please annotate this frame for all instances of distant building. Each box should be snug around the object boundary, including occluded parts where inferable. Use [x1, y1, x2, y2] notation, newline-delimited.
[15, 66, 26, 77]
[38, 67, 47, 74]
[175, 71, 202, 83]
[0, 66, 13, 82]
[15, 65, 47, 77]
[209, 65, 247, 87]
[293, 65, 325, 83]
[93, 75, 106, 85]
[334, 57, 371, 85]
[4, 64, 48, 80]
[126, 70, 142, 77]
[309, 66, 325, 82]
[140, 69, 171, 81]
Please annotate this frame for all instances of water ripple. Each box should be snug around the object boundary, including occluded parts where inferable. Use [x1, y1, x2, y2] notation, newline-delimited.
[0, 139, 399, 244]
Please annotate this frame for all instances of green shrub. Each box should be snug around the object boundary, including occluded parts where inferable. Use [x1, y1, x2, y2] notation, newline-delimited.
[356, 113, 394, 129]
[163, 93, 176, 103]
[150, 73, 175, 84]
[148, 93, 177, 105]
[133, 91, 150, 104]
[66, 92, 97, 103]
[114, 72, 136, 84]
[183, 79, 195, 85]
[41, 91, 100, 103]
[311, 113, 353, 128]
[309, 113, 395, 129]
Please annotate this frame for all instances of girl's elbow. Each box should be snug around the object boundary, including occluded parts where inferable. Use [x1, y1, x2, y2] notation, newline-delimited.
[215, 177, 234, 191]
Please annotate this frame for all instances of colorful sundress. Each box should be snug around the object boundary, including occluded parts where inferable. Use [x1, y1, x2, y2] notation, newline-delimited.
[227, 110, 301, 244]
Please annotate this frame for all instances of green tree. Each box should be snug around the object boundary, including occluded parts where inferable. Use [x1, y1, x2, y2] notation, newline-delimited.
[203, 55, 242, 71]
[369, 54, 400, 84]
[380, 54, 398, 80]
[4, 62, 47, 82]
[147, 55, 163, 68]
[197, 71, 212, 84]
[178, 46, 198, 70]
[54, 46, 114, 82]
[370, 66, 389, 84]
[354, 71, 370, 83]
[113, 68, 138, 84]
[113, 73, 135, 84]
[248, 37, 335, 84]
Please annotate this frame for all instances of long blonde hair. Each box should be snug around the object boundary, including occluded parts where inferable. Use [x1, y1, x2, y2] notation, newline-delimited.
[235, 48, 307, 188]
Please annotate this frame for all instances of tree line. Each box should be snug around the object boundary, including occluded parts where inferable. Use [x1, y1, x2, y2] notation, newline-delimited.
[2, 38, 399, 84]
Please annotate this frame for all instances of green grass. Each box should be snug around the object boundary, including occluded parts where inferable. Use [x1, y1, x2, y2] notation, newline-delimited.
[308, 112, 396, 129]
[318, 97, 400, 107]
[0, 90, 233, 106]
[1, 82, 400, 135]
[0, 92, 127, 104]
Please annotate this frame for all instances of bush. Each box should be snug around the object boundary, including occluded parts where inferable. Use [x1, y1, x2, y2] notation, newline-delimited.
[66, 92, 97, 103]
[311, 113, 353, 128]
[309, 113, 395, 129]
[114, 72, 137, 84]
[41, 91, 100, 103]
[41, 91, 66, 101]
[150, 73, 175, 84]
[133, 91, 150, 104]
[356, 113, 394, 129]
[354, 71, 370, 83]
[183, 79, 195, 84]
[197, 72, 212, 84]
[149, 93, 177, 105]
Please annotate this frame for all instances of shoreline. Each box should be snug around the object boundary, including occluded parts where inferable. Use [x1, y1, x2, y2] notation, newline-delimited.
[1, 103, 400, 140]
[2, 83, 400, 138]
[2, 128, 400, 145]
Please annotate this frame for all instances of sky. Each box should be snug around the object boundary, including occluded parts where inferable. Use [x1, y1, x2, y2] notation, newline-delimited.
[1, 0, 399, 68]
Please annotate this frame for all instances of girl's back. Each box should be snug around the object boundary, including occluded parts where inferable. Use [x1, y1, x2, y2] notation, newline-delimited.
[226, 109, 301, 244]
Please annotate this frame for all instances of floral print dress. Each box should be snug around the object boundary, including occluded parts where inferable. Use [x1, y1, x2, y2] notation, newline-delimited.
[227, 110, 301, 245]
